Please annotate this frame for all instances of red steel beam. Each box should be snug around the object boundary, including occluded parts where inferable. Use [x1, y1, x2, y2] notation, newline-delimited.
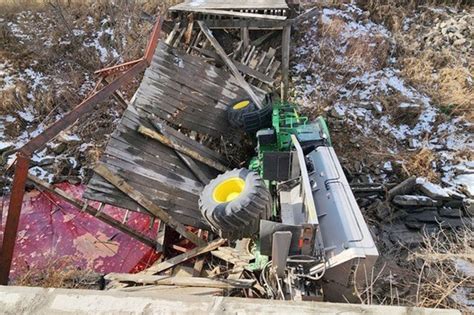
[0, 154, 30, 285]
[94, 59, 143, 78]
[21, 59, 148, 156]
[144, 16, 163, 65]
[0, 15, 163, 285]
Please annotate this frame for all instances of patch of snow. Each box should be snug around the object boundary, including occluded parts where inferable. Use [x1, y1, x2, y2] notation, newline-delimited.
[22, 68, 46, 90]
[29, 166, 54, 183]
[17, 106, 35, 123]
[79, 143, 94, 152]
[454, 258, 474, 277]
[73, 29, 86, 36]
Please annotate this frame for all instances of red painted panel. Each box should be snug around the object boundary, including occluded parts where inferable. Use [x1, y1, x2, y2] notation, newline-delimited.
[0, 183, 160, 280]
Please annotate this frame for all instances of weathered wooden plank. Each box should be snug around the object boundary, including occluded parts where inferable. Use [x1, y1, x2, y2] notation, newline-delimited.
[86, 173, 203, 223]
[281, 24, 291, 101]
[171, 8, 287, 21]
[94, 164, 206, 246]
[170, 0, 289, 10]
[144, 238, 226, 274]
[148, 115, 226, 164]
[191, 46, 275, 85]
[195, 19, 287, 30]
[198, 21, 263, 108]
[138, 126, 228, 172]
[83, 186, 209, 229]
[104, 273, 255, 289]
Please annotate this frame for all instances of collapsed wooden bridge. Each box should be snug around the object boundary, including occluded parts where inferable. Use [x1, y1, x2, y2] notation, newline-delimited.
[0, 0, 297, 287]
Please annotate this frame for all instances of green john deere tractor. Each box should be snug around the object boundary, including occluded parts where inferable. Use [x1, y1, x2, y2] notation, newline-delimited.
[199, 96, 378, 301]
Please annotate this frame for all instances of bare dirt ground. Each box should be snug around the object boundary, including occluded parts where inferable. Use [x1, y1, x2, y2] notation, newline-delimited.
[0, 0, 472, 311]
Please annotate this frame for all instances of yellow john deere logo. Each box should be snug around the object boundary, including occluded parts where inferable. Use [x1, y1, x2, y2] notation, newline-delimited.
[212, 177, 246, 203]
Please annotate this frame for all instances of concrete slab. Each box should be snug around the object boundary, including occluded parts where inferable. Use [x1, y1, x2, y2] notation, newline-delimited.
[0, 285, 461, 315]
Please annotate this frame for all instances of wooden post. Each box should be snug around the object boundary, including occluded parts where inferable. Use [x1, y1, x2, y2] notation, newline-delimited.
[197, 21, 263, 109]
[94, 164, 206, 246]
[240, 27, 250, 57]
[281, 24, 291, 101]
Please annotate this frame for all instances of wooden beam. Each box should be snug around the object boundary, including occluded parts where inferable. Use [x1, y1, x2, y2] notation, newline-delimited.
[93, 164, 206, 246]
[148, 117, 212, 184]
[144, 238, 225, 275]
[240, 27, 249, 57]
[191, 47, 275, 85]
[27, 174, 160, 250]
[281, 24, 291, 101]
[196, 19, 287, 30]
[138, 125, 228, 173]
[173, 8, 286, 21]
[104, 272, 255, 289]
[197, 21, 263, 109]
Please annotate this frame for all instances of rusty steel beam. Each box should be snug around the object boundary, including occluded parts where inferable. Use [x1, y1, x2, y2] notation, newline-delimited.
[0, 154, 30, 285]
[21, 59, 148, 156]
[144, 16, 163, 65]
[0, 15, 163, 285]
[94, 59, 143, 78]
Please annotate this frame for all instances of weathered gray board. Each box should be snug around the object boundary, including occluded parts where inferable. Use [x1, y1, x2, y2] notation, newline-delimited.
[84, 107, 217, 229]
[83, 42, 259, 228]
[170, 0, 289, 11]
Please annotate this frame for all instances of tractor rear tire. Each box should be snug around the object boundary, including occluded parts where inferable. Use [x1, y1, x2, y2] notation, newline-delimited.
[199, 168, 272, 240]
[227, 98, 257, 129]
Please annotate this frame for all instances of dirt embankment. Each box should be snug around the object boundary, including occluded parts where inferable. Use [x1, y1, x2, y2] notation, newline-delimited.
[291, 2, 473, 311]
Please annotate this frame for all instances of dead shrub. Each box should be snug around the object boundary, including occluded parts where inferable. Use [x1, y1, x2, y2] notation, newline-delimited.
[320, 16, 347, 39]
[408, 227, 474, 311]
[345, 36, 381, 72]
[401, 52, 473, 120]
[12, 255, 102, 289]
[403, 148, 439, 182]
[0, 82, 30, 113]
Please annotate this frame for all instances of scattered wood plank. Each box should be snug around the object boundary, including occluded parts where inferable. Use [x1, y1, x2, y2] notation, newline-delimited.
[105, 273, 255, 289]
[198, 21, 263, 109]
[138, 125, 228, 172]
[144, 238, 226, 275]
[94, 164, 206, 246]
[193, 230, 206, 276]
[27, 174, 161, 250]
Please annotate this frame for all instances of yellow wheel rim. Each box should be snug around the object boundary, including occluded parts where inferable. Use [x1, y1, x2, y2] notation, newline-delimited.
[212, 177, 245, 203]
[233, 100, 250, 110]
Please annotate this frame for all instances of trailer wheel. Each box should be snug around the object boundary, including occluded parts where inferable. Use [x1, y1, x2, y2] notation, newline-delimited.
[227, 99, 257, 129]
[199, 168, 272, 240]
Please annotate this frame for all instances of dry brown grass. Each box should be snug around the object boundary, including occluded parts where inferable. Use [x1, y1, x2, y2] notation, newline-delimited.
[403, 148, 439, 182]
[358, 225, 473, 311]
[12, 255, 103, 289]
[401, 52, 473, 121]
[408, 226, 474, 311]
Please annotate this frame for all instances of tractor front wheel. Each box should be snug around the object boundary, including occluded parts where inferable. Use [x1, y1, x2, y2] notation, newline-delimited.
[227, 98, 257, 129]
[199, 168, 271, 240]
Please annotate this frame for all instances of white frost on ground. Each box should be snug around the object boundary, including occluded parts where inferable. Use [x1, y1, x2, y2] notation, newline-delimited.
[292, 4, 473, 194]
[83, 18, 121, 63]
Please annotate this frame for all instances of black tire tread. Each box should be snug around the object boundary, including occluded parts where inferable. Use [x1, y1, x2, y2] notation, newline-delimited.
[199, 168, 271, 240]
